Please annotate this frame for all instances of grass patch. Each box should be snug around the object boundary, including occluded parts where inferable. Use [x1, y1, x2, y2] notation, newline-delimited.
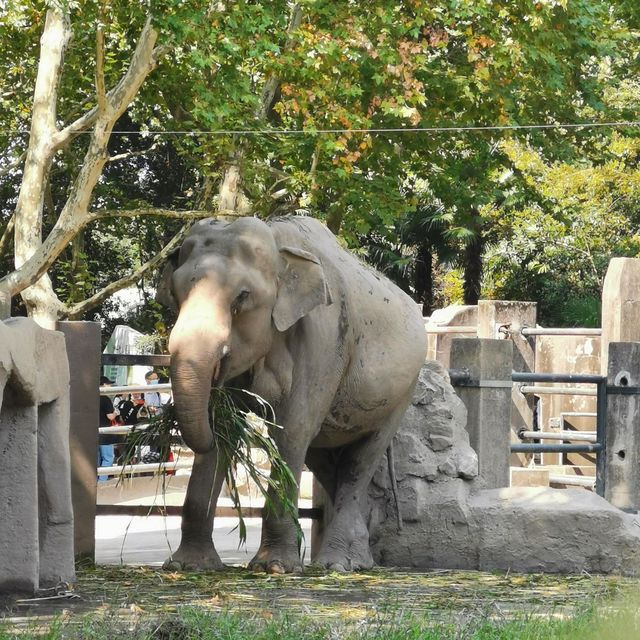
[2, 600, 640, 639]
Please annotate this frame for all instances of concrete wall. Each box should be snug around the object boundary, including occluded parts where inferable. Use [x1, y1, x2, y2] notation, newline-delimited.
[425, 305, 477, 368]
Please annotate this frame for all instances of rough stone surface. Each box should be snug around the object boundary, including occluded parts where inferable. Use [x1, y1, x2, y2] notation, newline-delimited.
[470, 487, 640, 575]
[369, 356, 640, 575]
[0, 318, 75, 595]
[368, 361, 477, 535]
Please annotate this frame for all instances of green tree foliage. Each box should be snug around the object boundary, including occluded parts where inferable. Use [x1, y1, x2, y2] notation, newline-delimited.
[485, 133, 640, 326]
[0, 0, 637, 329]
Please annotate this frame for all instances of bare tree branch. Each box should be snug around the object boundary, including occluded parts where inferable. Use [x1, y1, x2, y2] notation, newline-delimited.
[3, 16, 165, 302]
[0, 151, 27, 179]
[51, 26, 171, 152]
[11, 6, 72, 323]
[0, 215, 15, 257]
[95, 0, 107, 113]
[64, 224, 191, 319]
[107, 140, 160, 163]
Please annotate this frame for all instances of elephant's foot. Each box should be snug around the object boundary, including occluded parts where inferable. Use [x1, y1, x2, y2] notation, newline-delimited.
[248, 545, 303, 574]
[313, 536, 374, 572]
[163, 541, 224, 572]
[313, 509, 374, 572]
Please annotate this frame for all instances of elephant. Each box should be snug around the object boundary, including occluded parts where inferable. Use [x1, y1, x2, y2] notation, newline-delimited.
[158, 215, 427, 573]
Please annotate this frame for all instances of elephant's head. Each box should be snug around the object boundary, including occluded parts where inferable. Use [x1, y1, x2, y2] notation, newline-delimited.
[158, 217, 332, 453]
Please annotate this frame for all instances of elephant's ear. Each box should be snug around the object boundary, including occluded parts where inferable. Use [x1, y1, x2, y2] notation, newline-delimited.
[273, 246, 333, 332]
[155, 248, 181, 312]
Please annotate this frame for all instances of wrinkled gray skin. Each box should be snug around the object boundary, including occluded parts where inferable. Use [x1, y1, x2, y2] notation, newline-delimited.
[159, 216, 426, 573]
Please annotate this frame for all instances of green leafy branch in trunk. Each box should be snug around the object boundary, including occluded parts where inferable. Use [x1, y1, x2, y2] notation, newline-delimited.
[119, 388, 301, 548]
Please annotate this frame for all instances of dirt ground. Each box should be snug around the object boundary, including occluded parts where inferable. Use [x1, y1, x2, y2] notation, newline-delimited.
[2, 565, 637, 633]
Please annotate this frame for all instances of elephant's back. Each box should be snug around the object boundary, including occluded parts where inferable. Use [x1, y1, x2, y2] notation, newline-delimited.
[270, 215, 427, 367]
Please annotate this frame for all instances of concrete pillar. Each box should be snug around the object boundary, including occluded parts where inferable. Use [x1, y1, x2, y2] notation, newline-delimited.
[478, 300, 537, 466]
[0, 404, 39, 593]
[601, 258, 640, 374]
[450, 338, 513, 489]
[57, 321, 101, 563]
[605, 342, 640, 512]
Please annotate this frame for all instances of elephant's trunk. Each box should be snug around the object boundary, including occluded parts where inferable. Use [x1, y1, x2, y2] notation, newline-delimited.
[168, 293, 231, 454]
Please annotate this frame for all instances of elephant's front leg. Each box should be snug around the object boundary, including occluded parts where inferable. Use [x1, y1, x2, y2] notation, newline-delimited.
[163, 448, 227, 571]
[248, 446, 306, 574]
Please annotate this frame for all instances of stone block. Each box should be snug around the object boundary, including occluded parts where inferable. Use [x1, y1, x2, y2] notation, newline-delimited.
[0, 319, 75, 595]
[478, 300, 536, 468]
[57, 321, 101, 562]
[471, 487, 640, 574]
[426, 304, 478, 368]
[601, 258, 640, 373]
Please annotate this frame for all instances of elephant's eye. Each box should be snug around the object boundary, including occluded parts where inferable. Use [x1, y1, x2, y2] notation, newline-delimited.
[232, 289, 250, 315]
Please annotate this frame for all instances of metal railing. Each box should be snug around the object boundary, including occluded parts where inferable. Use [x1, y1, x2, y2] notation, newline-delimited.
[511, 372, 606, 496]
[520, 327, 602, 337]
[447, 369, 606, 496]
[424, 324, 477, 334]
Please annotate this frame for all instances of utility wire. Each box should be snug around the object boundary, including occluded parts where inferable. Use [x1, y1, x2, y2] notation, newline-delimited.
[3, 121, 640, 136]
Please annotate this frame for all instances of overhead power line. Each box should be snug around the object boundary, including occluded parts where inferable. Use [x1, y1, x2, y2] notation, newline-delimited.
[3, 121, 640, 137]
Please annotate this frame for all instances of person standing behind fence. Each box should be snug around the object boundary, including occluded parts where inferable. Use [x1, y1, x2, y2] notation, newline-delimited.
[98, 375, 118, 482]
[144, 370, 163, 416]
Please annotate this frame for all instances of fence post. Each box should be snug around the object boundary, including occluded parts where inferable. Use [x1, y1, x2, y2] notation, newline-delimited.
[477, 300, 536, 468]
[601, 258, 640, 374]
[605, 342, 640, 512]
[57, 321, 101, 562]
[450, 338, 513, 489]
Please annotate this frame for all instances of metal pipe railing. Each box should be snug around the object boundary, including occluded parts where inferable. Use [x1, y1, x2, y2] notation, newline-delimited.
[518, 385, 597, 397]
[520, 327, 602, 337]
[511, 442, 602, 453]
[518, 430, 597, 443]
[100, 383, 172, 395]
[98, 423, 153, 435]
[424, 325, 477, 334]
[97, 459, 193, 477]
[549, 474, 595, 488]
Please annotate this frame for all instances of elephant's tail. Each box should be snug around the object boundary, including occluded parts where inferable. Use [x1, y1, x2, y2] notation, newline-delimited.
[386, 442, 403, 531]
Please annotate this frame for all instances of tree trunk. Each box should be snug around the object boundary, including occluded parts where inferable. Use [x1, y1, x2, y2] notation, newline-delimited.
[12, 7, 71, 326]
[463, 234, 484, 305]
[2, 14, 165, 324]
[415, 244, 434, 317]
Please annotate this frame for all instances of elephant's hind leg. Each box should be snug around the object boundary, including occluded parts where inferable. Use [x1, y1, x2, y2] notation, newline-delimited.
[163, 448, 227, 571]
[312, 399, 411, 572]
